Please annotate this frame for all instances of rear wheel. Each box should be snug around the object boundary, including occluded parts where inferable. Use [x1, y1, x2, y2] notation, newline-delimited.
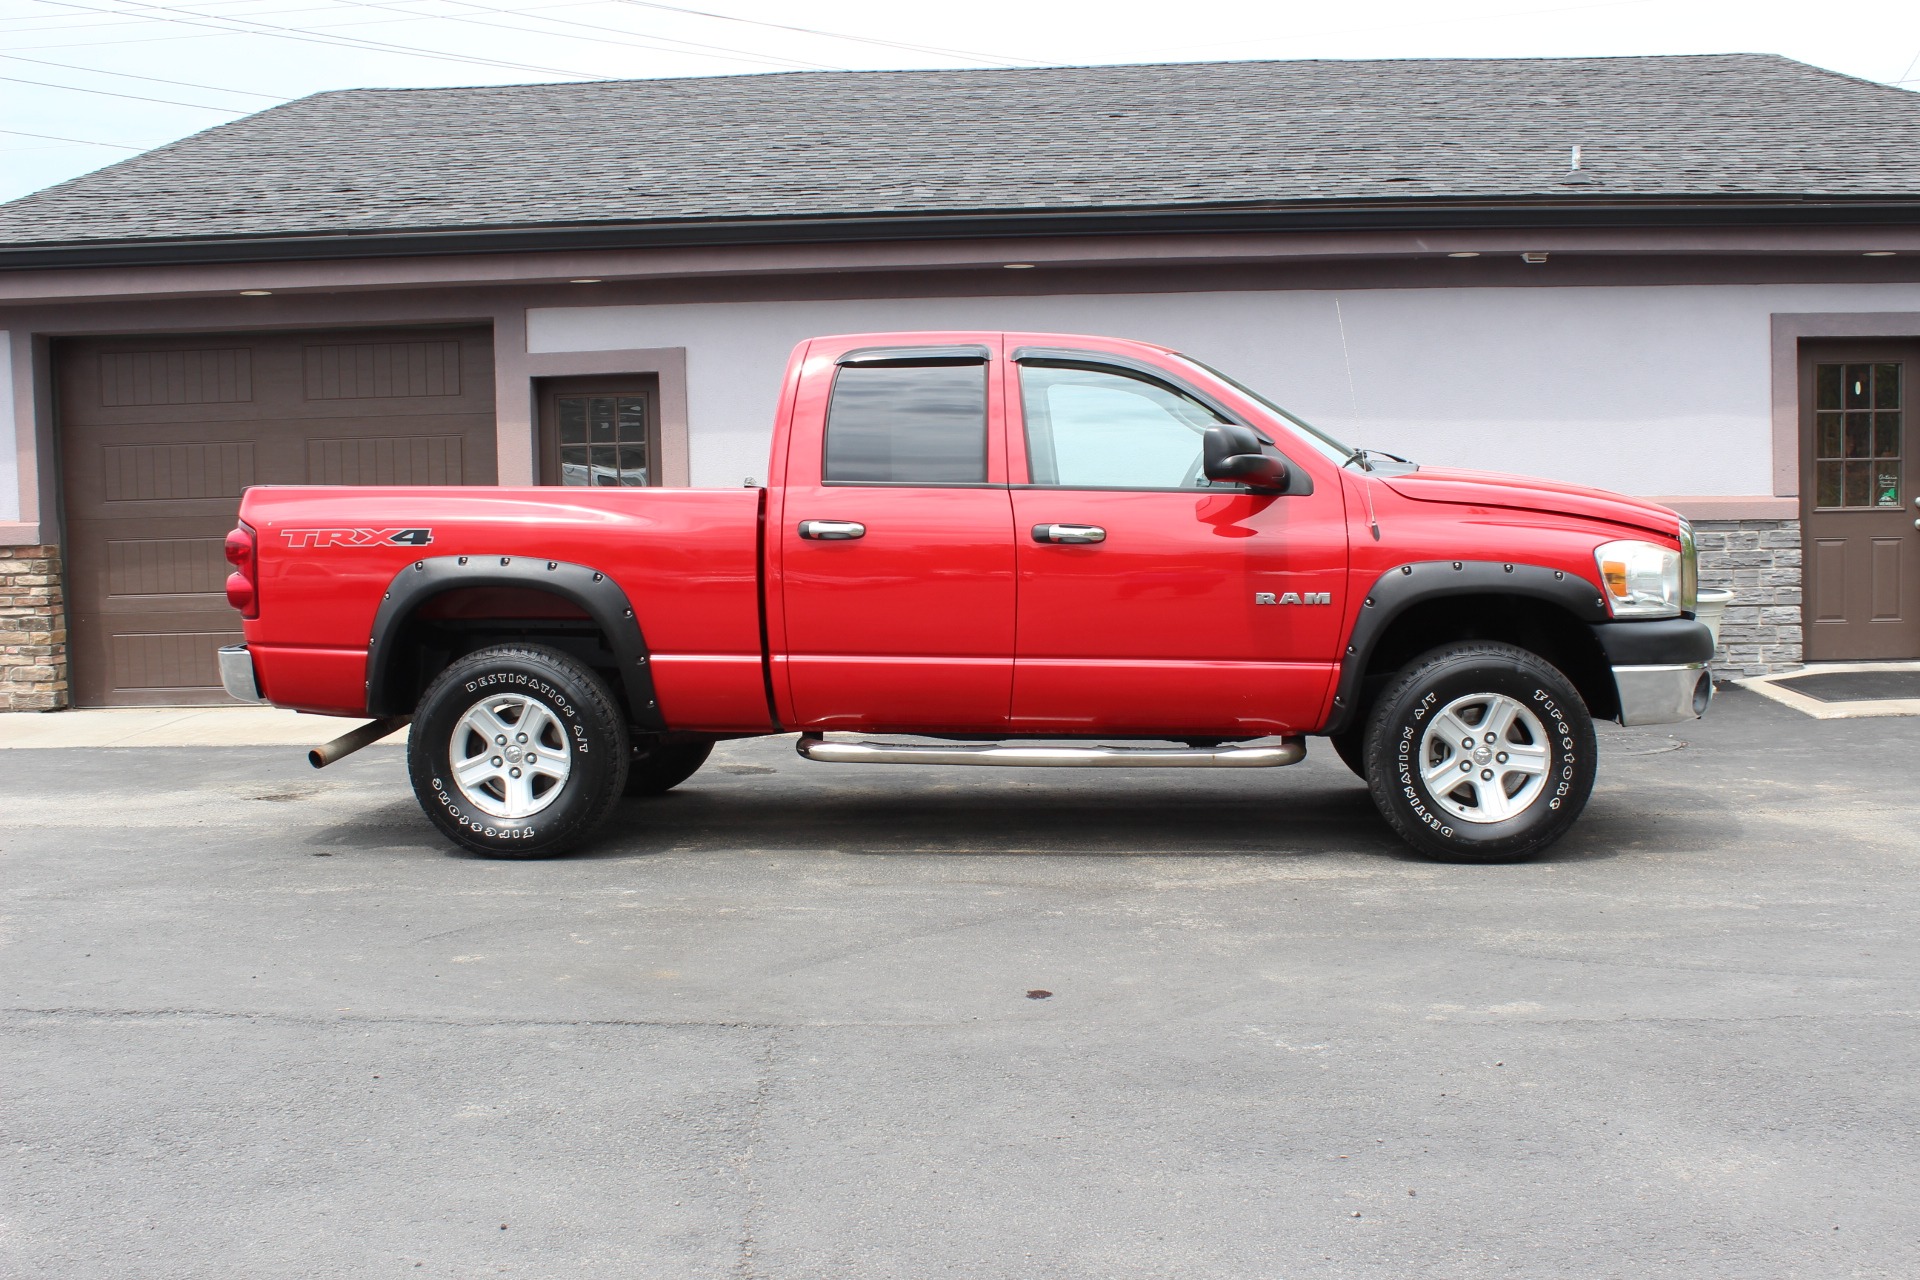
[1362, 641, 1596, 863]
[408, 644, 629, 858]
[625, 739, 714, 796]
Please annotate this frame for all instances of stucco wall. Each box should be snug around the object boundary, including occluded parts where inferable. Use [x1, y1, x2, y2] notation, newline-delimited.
[529, 280, 1920, 496]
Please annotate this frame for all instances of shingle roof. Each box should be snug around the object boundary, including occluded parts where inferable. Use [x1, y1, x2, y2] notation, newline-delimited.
[3, 53, 1918, 250]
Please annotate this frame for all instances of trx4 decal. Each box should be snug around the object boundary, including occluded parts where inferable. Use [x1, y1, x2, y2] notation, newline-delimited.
[283, 528, 433, 549]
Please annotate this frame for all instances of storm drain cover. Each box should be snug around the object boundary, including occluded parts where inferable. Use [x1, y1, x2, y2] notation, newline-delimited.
[1770, 669, 1920, 703]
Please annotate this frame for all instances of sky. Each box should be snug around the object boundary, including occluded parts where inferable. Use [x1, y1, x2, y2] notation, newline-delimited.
[3, 0, 1918, 203]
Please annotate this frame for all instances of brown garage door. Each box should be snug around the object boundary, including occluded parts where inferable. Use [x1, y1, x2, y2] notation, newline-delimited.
[58, 327, 497, 706]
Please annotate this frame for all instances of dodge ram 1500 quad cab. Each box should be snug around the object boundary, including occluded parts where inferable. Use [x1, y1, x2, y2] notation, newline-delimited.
[219, 331, 1714, 863]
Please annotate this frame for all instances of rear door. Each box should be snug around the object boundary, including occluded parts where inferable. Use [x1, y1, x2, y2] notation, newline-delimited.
[773, 337, 1016, 730]
[1007, 350, 1346, 736]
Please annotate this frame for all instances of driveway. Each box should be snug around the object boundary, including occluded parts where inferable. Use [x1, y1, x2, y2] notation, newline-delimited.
[3, 689, 1916, 1278]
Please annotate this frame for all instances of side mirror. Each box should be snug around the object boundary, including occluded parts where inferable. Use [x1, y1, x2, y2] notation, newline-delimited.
[1203, 424, 1289, 492]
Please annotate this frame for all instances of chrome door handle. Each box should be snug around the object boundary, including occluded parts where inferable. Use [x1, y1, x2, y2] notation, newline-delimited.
[798, 520, 865, 541]
[1032, 523, 1106, 544]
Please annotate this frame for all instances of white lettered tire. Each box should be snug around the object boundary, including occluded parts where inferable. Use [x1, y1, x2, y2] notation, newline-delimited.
[1362, 642, 1597, 863]
[408, 644, 629, 858]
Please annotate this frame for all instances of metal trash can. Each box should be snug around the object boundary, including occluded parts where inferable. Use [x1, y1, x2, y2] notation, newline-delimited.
[1694, 587, 1733, 649]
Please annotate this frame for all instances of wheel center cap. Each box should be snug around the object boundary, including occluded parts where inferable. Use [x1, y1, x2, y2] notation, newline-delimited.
[503, 744, 524, 764]
[1473, 745, 1493, 765]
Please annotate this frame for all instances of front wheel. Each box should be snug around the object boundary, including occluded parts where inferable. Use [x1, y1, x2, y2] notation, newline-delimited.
[408, 644, 630, 858]
[1362, 642, 1596, 863]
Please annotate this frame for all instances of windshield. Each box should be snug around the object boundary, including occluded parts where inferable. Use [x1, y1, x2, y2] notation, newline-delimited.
[1176, 355, 1358, 465]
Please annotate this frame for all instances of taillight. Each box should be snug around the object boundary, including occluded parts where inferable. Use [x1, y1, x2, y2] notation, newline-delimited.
[224, 523, 258, 618]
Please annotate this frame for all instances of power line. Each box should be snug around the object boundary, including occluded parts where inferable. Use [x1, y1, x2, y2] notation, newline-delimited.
[312, 0, 837, 71]
[0, 70, 247, 111]
[32, 0, 615, 79]
[602, 0, 1046, 67]
[0, 125, 145, 148]
[0, 52, 289, 99]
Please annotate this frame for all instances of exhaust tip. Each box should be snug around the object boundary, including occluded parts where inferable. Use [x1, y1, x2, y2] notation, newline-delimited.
[1692, 671, 1714, 718]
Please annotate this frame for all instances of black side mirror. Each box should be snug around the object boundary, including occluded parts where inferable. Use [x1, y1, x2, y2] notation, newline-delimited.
[1203, 424, 1289, 492]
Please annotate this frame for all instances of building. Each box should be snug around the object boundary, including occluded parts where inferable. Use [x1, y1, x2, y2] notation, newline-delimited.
[2, 54, 1918, 709]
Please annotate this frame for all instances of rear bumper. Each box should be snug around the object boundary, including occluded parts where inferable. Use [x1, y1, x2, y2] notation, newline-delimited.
[1589, 619, 1715, 726]
[217, 644, 263, 703]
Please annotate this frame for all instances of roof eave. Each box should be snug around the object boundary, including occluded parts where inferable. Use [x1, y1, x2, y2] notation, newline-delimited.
[3, 193, 1919, 271]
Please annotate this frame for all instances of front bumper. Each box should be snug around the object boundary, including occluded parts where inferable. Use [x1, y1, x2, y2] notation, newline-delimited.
[217, 644, 263, 702]
[1612, 663, 1713, 726]
[1590, 618, 1716, 727]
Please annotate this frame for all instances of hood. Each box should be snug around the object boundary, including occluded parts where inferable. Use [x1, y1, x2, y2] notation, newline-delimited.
[1381, 467, 1680, 539]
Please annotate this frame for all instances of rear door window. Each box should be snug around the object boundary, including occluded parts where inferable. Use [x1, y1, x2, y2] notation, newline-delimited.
[824, 362, 988, 484]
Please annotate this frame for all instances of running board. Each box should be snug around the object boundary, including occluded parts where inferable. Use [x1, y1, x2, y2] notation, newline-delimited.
[795, 734, 1305, 769]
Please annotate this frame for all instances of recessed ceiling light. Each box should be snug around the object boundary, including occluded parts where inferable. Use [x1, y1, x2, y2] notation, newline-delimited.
[1003, 263, 1036, 270]
[569, 277, 603, 283]
[239, 289, 272, 296]
[1447, 252, 1480, 259]
[1863, 251, 1896, 257]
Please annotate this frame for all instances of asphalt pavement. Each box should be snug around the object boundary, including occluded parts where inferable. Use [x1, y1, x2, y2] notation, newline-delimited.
[3, 688, 1916, 1278]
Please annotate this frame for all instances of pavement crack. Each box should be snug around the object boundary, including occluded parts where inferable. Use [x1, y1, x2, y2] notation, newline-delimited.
[0, 1005, 936, 1033]
[733, 1027, 782, 1280]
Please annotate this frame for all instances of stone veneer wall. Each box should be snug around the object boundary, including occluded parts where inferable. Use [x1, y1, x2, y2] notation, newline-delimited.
[1693, 519, 1802, 678]
[0, 545, 69, 712]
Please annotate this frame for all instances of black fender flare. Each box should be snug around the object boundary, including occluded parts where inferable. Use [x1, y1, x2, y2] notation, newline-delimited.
[1323, 560, 1611, 736]
[365, 555, 665, 731]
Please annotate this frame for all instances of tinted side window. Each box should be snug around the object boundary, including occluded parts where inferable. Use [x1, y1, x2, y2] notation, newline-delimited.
[823, 363, 988, 484]
[1021, 363, 1227, 488]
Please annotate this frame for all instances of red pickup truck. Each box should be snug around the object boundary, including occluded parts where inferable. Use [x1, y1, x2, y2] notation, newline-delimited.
[219, 331, 1713, 864]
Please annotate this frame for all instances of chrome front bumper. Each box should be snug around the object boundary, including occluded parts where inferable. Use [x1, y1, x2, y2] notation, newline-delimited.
[1613, 662, 1713, 727]
[218, 644, 263, 702]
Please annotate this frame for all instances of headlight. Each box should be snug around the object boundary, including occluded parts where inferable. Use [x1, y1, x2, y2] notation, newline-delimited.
[1595, 539, 1682, 618]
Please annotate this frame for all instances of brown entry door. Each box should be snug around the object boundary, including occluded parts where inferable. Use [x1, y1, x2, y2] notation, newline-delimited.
[58, 328, 497, 706]
[1802, 346, 1920, 661]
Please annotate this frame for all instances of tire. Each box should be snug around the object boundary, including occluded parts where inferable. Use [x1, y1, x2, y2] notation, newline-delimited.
[1328, 726, 1368, 780]
[408, 644, 630, 858]
[1362, 641, 1596, 864]
[625, 739, 714, 797]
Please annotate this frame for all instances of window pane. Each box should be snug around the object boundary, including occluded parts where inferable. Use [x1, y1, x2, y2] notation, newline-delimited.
[1844, 365, 1872, 410]
[1875, 467, 1901, 508]
[588, 398, 617, 445]
[587, 444, 618, 485]
[1845, 415, 1872, 458]
[1817, 412, 1843, 457]
[1021, 363, 1227, 489]
[1816, 365, 1842, 411]
[618, 442, 649, 486]
[559, 444, 590, 486]
[1873, 364, 1900, 409]
[558, 398, 587, 446]
[1844, 460, 1871, 507]
[1875, 412, 1902, 459]
[617, 397, 648, 443]
[823, 363, 987, 484]
[1817, 460, 1843, 508]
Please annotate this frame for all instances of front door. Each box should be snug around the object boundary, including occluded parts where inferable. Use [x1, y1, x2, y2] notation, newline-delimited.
[1802, 346, 1920, 661]
[774, 338, 1016, 731]
[1007, 355, 1347, 736]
